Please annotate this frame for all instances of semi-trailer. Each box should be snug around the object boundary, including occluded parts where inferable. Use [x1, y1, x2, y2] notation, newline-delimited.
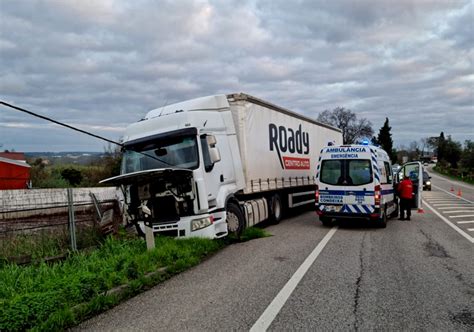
[102, 93, 342, 239]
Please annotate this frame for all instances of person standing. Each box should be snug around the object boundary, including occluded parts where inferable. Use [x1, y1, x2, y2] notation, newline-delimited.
[398, 175, 413, 220]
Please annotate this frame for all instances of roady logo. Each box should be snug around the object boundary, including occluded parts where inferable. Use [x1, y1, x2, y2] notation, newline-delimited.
[269, 123, 310, 170]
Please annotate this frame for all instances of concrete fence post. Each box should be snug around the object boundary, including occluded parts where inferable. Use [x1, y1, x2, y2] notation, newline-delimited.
[67, 188, 77, 251]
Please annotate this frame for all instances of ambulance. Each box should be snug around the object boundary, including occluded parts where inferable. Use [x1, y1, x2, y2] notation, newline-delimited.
[315, 142, 423, 228]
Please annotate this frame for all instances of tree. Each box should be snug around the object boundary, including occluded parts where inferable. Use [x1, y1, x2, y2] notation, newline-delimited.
[376, 118, 396, 163]
[444, 136, 462, 168]
[408, 141, 421, 161]
[437, 132, 447, 162]
[317, 107, 373, 144]
[61, 168, 83, 186]
[460, 140, 474, 172]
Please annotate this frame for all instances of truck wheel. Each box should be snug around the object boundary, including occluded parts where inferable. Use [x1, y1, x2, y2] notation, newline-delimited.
[269, 194, 283, 224]
[226, 203, 245, 237]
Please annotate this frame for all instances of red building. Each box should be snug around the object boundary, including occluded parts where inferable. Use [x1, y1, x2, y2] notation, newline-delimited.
[0, 153, 31, 189]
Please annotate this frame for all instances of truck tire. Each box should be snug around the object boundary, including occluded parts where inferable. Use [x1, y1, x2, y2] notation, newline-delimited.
[226, 203, 245, 237]
[269, 194, 283, 224]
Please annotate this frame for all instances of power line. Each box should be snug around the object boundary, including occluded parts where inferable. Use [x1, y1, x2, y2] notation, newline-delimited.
[0, 101, 123, 147]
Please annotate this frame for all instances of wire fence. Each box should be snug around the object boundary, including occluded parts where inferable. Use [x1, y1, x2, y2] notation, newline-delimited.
[0, 187, 124, 262]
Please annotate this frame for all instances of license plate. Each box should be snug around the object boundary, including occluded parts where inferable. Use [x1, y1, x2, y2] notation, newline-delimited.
[326, 205, 339, 212]
[343, 195, 356, 204]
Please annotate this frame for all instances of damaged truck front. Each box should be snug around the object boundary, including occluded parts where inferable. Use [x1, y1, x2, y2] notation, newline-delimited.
[102, 126, 227, 239]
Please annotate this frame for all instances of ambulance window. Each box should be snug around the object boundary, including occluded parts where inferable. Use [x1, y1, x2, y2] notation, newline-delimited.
[348, 160, 372, 185]
[384, 162, 392, 183]
[320, 160, 342, 185]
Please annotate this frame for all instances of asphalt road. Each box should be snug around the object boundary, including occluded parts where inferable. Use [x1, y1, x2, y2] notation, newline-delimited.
[76, 171, 474, 331]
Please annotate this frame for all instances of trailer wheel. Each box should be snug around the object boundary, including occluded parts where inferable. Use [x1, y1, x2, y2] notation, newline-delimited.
[269, 194, 283, 224]
[226, 203, 245, 237]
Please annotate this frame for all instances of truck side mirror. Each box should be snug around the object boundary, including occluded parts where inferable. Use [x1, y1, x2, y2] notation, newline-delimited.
[206, 135, 217, 146]
[206, 135, 221, 163]
[209, 147, 221, 163]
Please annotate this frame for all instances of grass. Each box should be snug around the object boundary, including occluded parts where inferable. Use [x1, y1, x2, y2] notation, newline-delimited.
[433, 166, 474, 185]
[0, 226, 268, 331]
[0, 227, 103, 263]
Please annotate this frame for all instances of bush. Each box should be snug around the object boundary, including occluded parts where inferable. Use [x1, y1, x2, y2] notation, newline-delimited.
[60, 168, 83, 186]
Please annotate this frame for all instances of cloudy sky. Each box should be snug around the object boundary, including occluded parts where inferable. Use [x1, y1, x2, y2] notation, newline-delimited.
[0, 0, 472, 152]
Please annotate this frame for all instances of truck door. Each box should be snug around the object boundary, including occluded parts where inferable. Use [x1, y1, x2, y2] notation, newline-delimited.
[200, 134, 234, 206]
[395, 161, 423, 209]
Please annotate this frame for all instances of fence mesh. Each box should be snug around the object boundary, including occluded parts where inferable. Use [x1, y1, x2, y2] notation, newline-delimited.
[0, 187, 124, 263]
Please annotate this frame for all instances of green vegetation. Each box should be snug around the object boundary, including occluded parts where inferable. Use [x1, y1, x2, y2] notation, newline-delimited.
[433, 164, 474, 185]
[374, 117, 397, 163]
[225, 226, 272, 243]
[0, 236, 223, 331]
[430, 134, 473, 184]
[1, 227, 103, 262]
[28, 146, 122, 188]
[0, 226, 268, 331]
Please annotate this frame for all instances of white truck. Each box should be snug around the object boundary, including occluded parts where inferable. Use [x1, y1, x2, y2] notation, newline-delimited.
[102, 93, 342, 239]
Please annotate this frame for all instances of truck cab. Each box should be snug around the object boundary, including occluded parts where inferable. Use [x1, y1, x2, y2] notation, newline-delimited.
[102, 95, 244, 239]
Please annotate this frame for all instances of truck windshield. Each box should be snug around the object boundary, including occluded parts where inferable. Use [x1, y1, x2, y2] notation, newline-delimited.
[320, 159, 372, 186]
[121, 135, 199, 173]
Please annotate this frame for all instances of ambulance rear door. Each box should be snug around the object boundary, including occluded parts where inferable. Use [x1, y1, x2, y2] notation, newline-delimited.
[396, 161, 423, 209]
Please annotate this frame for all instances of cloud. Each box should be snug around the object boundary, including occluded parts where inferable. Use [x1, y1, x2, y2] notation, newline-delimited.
[0, 0, 472, 152]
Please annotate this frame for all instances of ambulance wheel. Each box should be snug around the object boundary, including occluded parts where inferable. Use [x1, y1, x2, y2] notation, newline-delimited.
[226, 203, 245, 237]
[321, 217, 333, 227]
[269, 194, 283, 224]
[378, 212, 387, 228]
[390, 202, 399, 219]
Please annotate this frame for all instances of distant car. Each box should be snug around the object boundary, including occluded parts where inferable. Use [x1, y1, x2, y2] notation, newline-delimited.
[423, 162, 429, 166]
[392, 164, 401, 174]
[423, 171, 431, 191]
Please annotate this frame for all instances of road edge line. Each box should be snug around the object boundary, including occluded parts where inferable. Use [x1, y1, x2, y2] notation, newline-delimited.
[429, 172, 473, 190]
[423, 200, 474, 244]
[250, 227, 338, 332]
[431, 184, 474, 204]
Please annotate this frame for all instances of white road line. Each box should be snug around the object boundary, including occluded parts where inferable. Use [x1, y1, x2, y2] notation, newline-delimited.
[468, 228, 474, 232]
[432, 201, 467, 203]
[423, 200, 473, 244]
[427, 198, 461, 200]
[432, 184, 474, 204]
[443, 210, 474, 214]
[430, 201, 464, 204]
[438, 206, 472, 210]
[457, 221, 474, 224]
[429, 172, 474, 189]
[250, 227, 338, 331]
[450, 214, 474, 218]
[434, 204, 469, 207]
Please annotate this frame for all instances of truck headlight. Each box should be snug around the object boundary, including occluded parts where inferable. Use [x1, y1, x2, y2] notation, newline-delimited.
[191, 216, 213, 231]
[426, 181, 431, 185]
